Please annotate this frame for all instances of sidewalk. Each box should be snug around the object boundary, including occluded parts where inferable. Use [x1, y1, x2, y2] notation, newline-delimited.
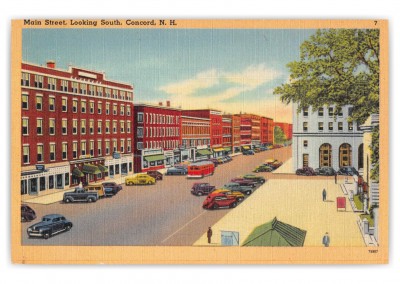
[193, 178, 365, 247]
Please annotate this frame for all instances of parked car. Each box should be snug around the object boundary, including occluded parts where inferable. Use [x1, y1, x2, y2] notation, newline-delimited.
[337, 166, 359, 176]
[242, 174, 266, 184]
[209, 189, 245, 202]
[243, 150, 255, 155]
[63, 187, 98, 203]
[259, 146, 267, 151]
[216, 157, 225, 164]
[147, 170, 163, 180]
[202, 193, 238, 210]
[253, 164, 274, 173]
[84, 183, 106, 198]
[315, 166, 336, 176]
[208, 158, 219, 167]
[295, 167, 316, 176]
[27, 214, 73, 239]
[230, 178, 258, 188]
[223, 182, 253, 195]
[264, 159, 283, 169]
[254, 148, 261, 153]
[125, 174, 156, 185]
[102, 182, 122, 194]
[224, 156, 232, 162]
[191, 183, 216, 196]
[166, 167, 187, 175]
[21, 204, 36, 222]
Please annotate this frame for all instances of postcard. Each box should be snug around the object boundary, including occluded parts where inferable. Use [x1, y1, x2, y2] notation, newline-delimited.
[11, 19, 388, 264]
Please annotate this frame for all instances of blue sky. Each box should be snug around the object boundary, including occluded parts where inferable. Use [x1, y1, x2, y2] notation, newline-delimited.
[23, 28, 316, 122]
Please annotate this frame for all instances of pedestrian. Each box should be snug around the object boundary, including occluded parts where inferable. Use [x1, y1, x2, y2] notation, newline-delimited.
[334, 173, 337, 184]
[322, 232, 330, 247]
[207, 227, 213, 244]
[322, 188, 327, 202]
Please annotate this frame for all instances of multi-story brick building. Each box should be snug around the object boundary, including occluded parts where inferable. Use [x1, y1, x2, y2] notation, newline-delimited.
[240, 114, 262, 147]
[231, 115, 241, 153]
[181, 115, 211, 161]
[133, 102, 181, 172]
[21, 61, 134, 196]
[182, 109, 223, 157]
[260, 116, 274, 145]
[240, 116, 252, 151]
[222, 116, 232, 154]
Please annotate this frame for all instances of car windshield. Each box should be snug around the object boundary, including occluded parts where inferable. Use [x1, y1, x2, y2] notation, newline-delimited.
[42, 217, 51, 222]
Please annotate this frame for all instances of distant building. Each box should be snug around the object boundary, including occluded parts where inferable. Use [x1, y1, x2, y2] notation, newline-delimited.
[222, 116, 232, 154]
[240, 114, 261, 146]
[292, 104, 363, 171]
[260, 117, 274, 145]
[181, 115, 211, 161]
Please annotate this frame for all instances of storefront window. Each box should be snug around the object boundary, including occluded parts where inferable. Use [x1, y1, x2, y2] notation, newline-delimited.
[109, 165, 114, 177]
[129, 162, 132, 172]
[65, 173, 70, 186]
[115, 164, 120, 174]
[40, 177, 46, 191]
[121, 163, 127, 175]
[29, 178, 37, 194]
[150, 161, 156, 167]
[21, 180, 27, 195]
[56, 174, 63, 188]
[143, 160, 148, 168]
[72, 175, 80, 185]
[49, 176, 54, 189]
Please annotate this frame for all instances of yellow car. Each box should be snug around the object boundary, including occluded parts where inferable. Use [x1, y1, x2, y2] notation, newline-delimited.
[125, 174, 156, 186]
[209, 189, 245, 202]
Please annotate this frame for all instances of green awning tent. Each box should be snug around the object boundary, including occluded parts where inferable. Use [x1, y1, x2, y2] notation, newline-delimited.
[98, 164, 108, 173]
[224, 147, 232, 152]
[144, 154, 165, 162]
[242, 217, 307, 247]
[196, 149, 213, 156]
[82, 164, 101, 175]
[72, 167, 84, 177]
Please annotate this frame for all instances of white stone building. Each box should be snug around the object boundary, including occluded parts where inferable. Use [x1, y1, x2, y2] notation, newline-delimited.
[292, 104, 363, 171]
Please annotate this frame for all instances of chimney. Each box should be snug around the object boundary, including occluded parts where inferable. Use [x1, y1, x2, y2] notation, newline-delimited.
[159, 102, 163, 106]
[46, 60, 56, 68]
[166, 100, 170, 107]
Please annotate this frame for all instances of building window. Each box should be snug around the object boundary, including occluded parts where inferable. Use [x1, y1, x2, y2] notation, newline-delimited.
[97, 87, 103, 97]
[112, 139, 117, 152]
[328, 107, 334, 116]
[105, 121, 110, 134]
[62, 98, 67, 112]
[303, 154, 309, 167]
[61, 119, 67, 135]
[338, 107, 343, 116]
[81, 101, 86, 113]
[137, 142, 143, 150]
[98, 102, 102, 114]
[105, 88, 111, 98]
[61, 80, 68, 92]
[80, 83, 87, 94]
[303, 140, 308, 147]
[23, 145, 29, 164]
[120, 139, 125, 153]
[348, 122, 353, 131]
[34, 75, 43, 88]
[37, 144, 44, 162]
[49, 97, 55, 111]
[113, 121, 117, 133]
[113, 89, 118, 99]
[36, 96, 43, 110]
[127, 121, 131, 133]
[90, 141, 94, 157]
[81, 120, 86, 134]
[49, 143, 56, 161]
[72, 100, 78, 113]
[72, 119, 78, 135]
[120, 91, 126, 100]
[338, 122, 343, 131]
[89, 85, 95, 96]
[89, 120, 94, 134]
[48, 77, 56, 90]
[72, 82, 78, 93]
[97, 140, 102, 156]
[21, 72, 30, 86]
[127, 139, 131, 152]
[81, 141, 87, 156]
[22, 94, 29, 109]
[90, 102, 95, 114]
[120, 105, 125, 116]
[37, 118, 43, 135]
[328, 122, 333, 131]
[303, 122, 308, 131]
[120, 121, 125, 133]
[318, 122, 323, 131]
[127, 105, 131, 116]
[72, 142, 78, 159]
[49, 119, 55, 135]
[106, 103, 110, 115]
[105, 141, 110, 155]
[138, 113, 144, 123]
[97, 121, 102, 134]
[62, 143, 68, 160]
[22, 118, 29, 135]
[317, 108, 323, 117]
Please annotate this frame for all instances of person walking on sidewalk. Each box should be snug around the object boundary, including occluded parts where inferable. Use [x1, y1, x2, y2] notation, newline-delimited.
[334, 173, 337, 184]
[322, 232, 330, 247]
[322, 188, 327, 202]
[207, 227, 213, 244]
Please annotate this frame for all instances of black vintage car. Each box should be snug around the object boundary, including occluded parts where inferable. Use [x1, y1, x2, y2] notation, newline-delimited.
[27, 214, 73, 239]
[147, 170, 163, 180]
[314, 166, 336, 176]
[295, 167, 316, 176]
[21, 204, 36, 222]
[102, 182, 123, 194]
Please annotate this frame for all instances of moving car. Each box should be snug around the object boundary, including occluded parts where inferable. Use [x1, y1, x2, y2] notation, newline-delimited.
[27, 214, 73, 239]
[202, 193, 238, 210]
[209, 189, 245, 202]
[230, 178, 258, 188]
[147, 170, 163, 180]
[314, 166, 336, 176]
[337, 166, 359, 176]
[253, 164, 274, 173]
[166, 166, 187, 175]
[242, 174, 266, 184]
[21, 204, 36, 222]
[191, 183, 216, 196]
[295, 167, 316, 176]
[125, 174, 156, 185]
[63, 187, 98, 203]
[223, 182, 253, 195]
[102, 182, 122, 194]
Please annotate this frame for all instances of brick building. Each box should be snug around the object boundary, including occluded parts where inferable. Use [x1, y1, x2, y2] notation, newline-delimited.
[261, 116, 274, 145]
[222, 116, 232, 154]
[240, 116, 252, 150]
[274, 122, 293, 141]
[133, 102, 181, 172]
[181, 115, 211, 161]
[21, 61, 134, 196]
[231, 115, 242, 153]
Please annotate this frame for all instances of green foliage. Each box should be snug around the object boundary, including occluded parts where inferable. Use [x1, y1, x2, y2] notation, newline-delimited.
[370, 125, 379, 182]
[274, 29, 379, 124]
[274, 126, 287, 144]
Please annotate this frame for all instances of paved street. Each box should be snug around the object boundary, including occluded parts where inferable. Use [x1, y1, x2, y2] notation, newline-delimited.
[22, 146, 292, 246]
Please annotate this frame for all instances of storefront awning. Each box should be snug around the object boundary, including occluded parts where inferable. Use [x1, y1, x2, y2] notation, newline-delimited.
[98, 164, 108, 173]
[224, 147, 232, 152]
[144, 154, 166, 162]
[213, 148, 225, 152]
[196, 149, 213, 156]
[82, 164, 101, 175]
[72, 167, 84, 177]
[242, 146, 250, 150]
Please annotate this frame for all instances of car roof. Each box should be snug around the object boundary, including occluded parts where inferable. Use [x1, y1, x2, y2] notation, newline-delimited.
[42, 214, 64, 219]
[224, 182, 239, 186]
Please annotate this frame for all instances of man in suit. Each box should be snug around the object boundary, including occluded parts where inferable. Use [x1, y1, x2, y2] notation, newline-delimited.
[322, 232, 330, 247]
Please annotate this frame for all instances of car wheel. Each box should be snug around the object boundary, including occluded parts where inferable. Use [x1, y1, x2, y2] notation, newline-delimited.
[245, 190, 252, 195]
[87, 197, 94, 203]
[212, 204, 219, 210]
[43, 232, 50, 239]
[197, 192, 203, 196]
[65, 198, 72, 203]
[65, 225, 72, 231]
[237, 197, 244, 202]
[230, 202, 237, 208]
[21, 216, 26, 222]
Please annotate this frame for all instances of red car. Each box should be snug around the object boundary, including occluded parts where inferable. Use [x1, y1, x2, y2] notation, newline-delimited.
[147, 170, 163, 180]
[202, 193, 238, 210]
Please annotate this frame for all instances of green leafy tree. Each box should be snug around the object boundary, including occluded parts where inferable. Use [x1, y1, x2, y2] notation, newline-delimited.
[274, 126, 287, 144]
[370, 125, 379, 182]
